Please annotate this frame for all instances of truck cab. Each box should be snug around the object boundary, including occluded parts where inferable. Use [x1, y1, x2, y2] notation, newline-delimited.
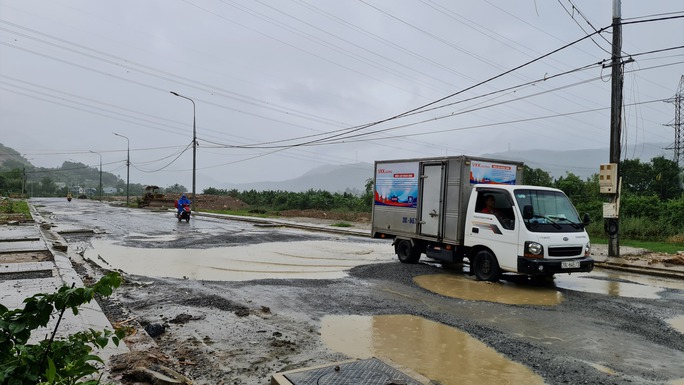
[464, 185, 593, 281]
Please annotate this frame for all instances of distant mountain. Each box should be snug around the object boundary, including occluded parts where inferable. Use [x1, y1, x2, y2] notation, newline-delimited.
[481, 143, 672, 180]
[218, 162, 374, 193]
[216, 143, 674, 192]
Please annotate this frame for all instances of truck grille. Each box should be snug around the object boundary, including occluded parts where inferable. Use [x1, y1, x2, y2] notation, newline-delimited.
[548, 246, 583, 257]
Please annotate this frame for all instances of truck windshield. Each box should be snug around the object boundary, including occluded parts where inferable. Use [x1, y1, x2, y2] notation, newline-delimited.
[514, 189, 584, 233]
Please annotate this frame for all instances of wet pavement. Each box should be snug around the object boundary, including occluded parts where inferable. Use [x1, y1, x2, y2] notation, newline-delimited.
[3, 197, 684, 385]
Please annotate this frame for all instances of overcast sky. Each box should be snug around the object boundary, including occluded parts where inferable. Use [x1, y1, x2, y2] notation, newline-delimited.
[1, 0, 682, 190]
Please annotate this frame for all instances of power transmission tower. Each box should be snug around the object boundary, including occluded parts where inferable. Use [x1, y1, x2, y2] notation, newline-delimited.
[665, 75, 684, 166]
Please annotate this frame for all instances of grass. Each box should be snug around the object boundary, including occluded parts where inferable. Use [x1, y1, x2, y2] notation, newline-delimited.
[590, 235, 684, 254]
[0, 199, 32, 222]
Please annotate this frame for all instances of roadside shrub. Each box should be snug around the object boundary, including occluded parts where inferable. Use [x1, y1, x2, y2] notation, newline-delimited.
[0, 272, 124, 385]
[620, 194, 663, 220]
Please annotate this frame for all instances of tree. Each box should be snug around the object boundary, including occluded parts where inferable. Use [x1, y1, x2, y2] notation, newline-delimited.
[41, 176, 57, 196]
[650, 156, 682, 200]
[523, 165, 553, 187]
[620, 158, 652, 195]
[165, 184, 188, 194]
[554, 172, 586, 201]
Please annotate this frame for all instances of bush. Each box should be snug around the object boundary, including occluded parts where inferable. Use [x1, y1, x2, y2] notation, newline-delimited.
[0, 272, 124, 384]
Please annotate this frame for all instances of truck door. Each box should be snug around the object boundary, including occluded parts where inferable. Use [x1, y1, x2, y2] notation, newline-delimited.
[419, 163, 444, 238]
[467, 188, 519, 271]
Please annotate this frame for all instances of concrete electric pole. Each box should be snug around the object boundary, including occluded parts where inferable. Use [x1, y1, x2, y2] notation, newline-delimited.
[608, 0, 623, 258]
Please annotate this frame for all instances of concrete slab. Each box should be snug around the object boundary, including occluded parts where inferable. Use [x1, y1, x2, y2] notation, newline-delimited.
[0, 225, 41, 241]
[0, 240, 46, 253]
[271, 357, 431, 385]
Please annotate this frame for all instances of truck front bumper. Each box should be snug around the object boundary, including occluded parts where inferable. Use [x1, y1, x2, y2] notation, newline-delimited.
[517, 256, 594, 275]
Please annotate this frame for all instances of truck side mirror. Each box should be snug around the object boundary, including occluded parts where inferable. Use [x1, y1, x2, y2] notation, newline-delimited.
[523, 205, 533, 220]
[582, 213, 591, 225]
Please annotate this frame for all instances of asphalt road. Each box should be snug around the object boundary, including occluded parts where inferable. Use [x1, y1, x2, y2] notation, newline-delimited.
[31, 198, 684, 385]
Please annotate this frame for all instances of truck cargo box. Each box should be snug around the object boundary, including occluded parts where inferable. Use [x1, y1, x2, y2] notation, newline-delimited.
[372, 155, 524, 244]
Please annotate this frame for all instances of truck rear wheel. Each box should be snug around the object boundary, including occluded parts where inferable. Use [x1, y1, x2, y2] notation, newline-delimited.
[473, 250, 500, 282]
[395, 239, 421, 264]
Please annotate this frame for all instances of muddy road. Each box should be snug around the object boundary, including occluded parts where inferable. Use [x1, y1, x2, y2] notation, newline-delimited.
[32, 198, 684, 385]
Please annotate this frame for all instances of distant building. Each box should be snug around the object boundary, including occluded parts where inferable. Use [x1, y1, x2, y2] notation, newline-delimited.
[103, 187, 117, 194]
[69, 186, 84, 194]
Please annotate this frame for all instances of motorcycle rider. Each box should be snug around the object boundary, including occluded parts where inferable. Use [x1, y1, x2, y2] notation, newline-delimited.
[177, 194, 191, 216]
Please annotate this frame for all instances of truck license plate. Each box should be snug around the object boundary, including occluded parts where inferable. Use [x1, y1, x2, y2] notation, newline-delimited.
[561, 260, 580, 269]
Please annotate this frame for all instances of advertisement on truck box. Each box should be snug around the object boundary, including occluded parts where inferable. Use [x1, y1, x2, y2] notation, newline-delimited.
[469, 161, 517, 185]
[375, 162, 419, 208]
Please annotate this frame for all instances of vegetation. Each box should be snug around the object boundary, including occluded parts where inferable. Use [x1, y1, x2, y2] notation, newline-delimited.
[0, 272, 124, 385]
[203, 186, 374, 213]
[0, 199, 31, 222]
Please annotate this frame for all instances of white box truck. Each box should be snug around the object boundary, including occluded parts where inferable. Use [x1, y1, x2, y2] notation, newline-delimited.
[371, 155, 594, 281]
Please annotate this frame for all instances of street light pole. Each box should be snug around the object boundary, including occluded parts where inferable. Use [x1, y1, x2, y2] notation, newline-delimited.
[113, 133, 130, 206]
[170, 91, 196, 212]
[90, 150, 102, 201]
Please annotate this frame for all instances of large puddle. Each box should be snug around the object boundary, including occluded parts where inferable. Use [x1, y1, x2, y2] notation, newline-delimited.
[85, 238, 392, 281]
[413, 268, 676, 305]
[552, 271, 667, 299]
[321, 314, 545, 385]
[414, 274, 563, 305]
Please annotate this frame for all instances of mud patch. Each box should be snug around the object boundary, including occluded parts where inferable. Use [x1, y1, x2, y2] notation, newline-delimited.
[414, 273, 563, 306]
[0, 250, 53, 263]
[667, 315, 684, 334]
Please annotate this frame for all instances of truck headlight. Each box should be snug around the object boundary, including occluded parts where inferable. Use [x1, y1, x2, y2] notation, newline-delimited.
[585, 242, 591, 257]
[524, 241, 543, 258]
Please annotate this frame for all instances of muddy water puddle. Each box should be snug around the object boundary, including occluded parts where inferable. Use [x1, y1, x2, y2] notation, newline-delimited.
[667, 315, 684, 334]
[322, 314, 545, 385]
[552, 271, 668, 299]
[414, 267, 679, 305]
[414, 274, 563, 305]
[85, 238, 392, 281]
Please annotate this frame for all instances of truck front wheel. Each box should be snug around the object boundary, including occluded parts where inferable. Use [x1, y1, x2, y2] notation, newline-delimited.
[395, 239, 421, 264]
[473, 250, 501, 282]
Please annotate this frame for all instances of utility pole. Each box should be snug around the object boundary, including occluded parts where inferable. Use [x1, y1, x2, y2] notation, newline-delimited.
[21, 167, 26, 197]
[608, 0, 623, 258]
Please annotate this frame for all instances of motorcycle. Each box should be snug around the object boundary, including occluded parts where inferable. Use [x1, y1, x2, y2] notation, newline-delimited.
[177, 204, 191, 222]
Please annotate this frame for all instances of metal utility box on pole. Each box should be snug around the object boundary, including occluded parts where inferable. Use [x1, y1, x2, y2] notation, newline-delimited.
[607, 0, 623, 258]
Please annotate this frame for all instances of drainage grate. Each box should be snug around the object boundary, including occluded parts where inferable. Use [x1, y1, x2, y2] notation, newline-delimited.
[283, 358, 424, 385]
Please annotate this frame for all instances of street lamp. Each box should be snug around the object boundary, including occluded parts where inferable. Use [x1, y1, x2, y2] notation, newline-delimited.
[113, 133, 130, 206]
[90, 150, 102, 201]
[170, 91, 196, 212]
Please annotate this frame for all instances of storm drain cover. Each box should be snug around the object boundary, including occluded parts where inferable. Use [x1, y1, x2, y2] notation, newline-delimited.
[283, 358, 424, 385]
